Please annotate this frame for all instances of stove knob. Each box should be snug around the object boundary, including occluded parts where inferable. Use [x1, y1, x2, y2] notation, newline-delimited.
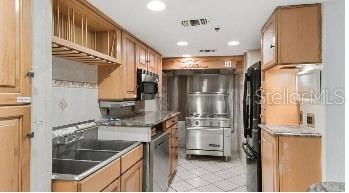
[194, 121, 199, 126]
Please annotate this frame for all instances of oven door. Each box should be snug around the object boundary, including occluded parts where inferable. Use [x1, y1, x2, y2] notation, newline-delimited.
[186, 127, 224, 151]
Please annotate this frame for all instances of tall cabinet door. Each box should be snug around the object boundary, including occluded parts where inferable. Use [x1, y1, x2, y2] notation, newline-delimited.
[0, 105, 31, 191]
[147, 49, 156, 73]
[0, 0, 32, 105]
[136, 42, 148, 70]
[122, 33, 137, 99]
[261, 130, 279, 192]
[261, 15, 277, 69]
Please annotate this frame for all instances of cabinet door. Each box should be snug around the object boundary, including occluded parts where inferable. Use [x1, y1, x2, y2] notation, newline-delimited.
[147, 49, 156, 73]
[0, 0, 32, 105]
[121, 160, 143, 192]
[261, 130, 279, 192]
[155, 54, 162, 97]
[103, 178, 121, 192]
[136, 42, 148, 70]
[171, 137, 178, 174]
[168, 137, 173, 178]
[98, 66, 124, 100]
[279, 136, 321, 192]
[122, 33, 137, 99]
[261, 15, 277, 69]
[0, 105, 30, 191]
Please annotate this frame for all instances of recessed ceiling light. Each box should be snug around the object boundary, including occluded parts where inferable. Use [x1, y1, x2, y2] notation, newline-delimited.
[182, 54, 191, 58]
[228, 41, 240, 46]
[177, 41, 188, 46]
[147, 1, 166, 11]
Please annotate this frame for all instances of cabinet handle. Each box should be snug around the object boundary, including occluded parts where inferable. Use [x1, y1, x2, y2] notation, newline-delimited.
[27, 132, 35, 139]
[27, 71, 35, 78]
[270, 44, 275, 48]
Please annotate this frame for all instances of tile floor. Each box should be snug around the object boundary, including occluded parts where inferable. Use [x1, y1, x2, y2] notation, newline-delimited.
[168, 148, 247, 192]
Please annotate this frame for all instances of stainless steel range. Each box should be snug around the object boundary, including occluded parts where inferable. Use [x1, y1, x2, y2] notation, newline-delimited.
[184, 74, 233, 161]
[186, 114, 232, 161]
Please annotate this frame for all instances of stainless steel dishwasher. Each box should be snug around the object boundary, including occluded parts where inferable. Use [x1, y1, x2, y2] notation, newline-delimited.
[143, 131, 169, 192]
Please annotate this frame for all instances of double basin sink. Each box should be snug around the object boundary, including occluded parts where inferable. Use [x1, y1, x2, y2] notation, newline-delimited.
[52, 140, 140, 180]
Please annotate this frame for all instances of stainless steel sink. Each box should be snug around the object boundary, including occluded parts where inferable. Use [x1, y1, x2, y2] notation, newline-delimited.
[52, 139, 141, 181]
[54, 149, 118, 162]
[53, 159, 101, 175]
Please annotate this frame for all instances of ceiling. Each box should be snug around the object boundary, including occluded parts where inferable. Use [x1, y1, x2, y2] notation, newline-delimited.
[88, 0, 326, 58]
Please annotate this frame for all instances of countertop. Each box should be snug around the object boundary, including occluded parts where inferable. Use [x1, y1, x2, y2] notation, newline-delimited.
[98, 111, 181, 127]
[259, 124, 322, 137]
[308, 182, 345, 192]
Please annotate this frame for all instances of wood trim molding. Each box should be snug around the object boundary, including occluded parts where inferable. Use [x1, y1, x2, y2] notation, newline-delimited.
[162, 55, 244, 72]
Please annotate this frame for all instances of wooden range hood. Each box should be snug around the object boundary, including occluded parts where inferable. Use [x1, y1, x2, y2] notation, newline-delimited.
[162, 55, 244, 73]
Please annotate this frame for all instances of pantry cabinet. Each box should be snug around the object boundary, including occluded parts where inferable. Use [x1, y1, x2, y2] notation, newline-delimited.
[261, 130, 321, 192]
[0, 0, 32, 105]
[122, 33, 137, 99]
[261, 4, 322, 70]
[0, 105, 31, 191]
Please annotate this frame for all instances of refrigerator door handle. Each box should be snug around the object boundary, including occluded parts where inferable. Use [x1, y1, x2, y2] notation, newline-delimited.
[242, 142, 257, 160]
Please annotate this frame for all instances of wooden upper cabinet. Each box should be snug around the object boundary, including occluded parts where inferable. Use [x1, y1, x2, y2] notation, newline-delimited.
[0, 105, 31, 191]
[261, 4, 322, 70]
[122, 33, 137, 99]
[52, 0, 122, 66]
[0, 0, 32, 105]
[136, 42, 148, 70]
[98, 66, 124, 101]
[147, 49, 156, 73]
[261, 130, 279, 192]
[261, 15, 277, 69]
[155, 54, 162, 96]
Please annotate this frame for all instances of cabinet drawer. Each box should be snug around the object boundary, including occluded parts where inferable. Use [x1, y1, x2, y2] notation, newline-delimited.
[102, 178, 120, 192]
[165, 116, 178, 128]
[78, 158, 121, 192]
[121, 145, 143, 174]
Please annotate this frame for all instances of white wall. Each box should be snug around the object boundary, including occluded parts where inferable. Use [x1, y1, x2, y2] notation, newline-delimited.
[31, 0, 52, 191]
[52, 57, 101, 127]
[322, 0, 345, 182]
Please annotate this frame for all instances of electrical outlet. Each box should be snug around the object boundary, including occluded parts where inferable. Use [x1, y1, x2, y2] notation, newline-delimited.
[307, 113, 315, 128]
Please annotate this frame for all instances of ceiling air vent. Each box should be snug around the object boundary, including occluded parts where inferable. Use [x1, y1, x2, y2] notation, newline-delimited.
[181, 18, 210, 27]
[199, 49, 216, 53]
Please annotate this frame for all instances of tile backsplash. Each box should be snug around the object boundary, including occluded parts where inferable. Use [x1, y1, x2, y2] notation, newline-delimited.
[52, 57, 101, 127]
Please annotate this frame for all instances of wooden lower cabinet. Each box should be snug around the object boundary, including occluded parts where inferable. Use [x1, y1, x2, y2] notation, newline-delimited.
[0, 105, 31, 191]
[121, 160, 143, 192]
[103, 178, 120, 192]
[164, 117, 179, 180]
[261, 130, 321, 192]
[52, 144, 143, 192]
[261, 130, 279, 192]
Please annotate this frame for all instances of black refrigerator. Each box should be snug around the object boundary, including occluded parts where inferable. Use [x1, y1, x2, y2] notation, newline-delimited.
[242, 62, 262, 192]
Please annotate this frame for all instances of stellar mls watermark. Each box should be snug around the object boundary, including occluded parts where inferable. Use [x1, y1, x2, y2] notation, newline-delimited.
[257, 88, 345, 105]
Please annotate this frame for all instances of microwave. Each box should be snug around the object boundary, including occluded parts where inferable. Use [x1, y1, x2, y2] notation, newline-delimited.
[137, 69, 159, 100]
[296, 68, 321, 103]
